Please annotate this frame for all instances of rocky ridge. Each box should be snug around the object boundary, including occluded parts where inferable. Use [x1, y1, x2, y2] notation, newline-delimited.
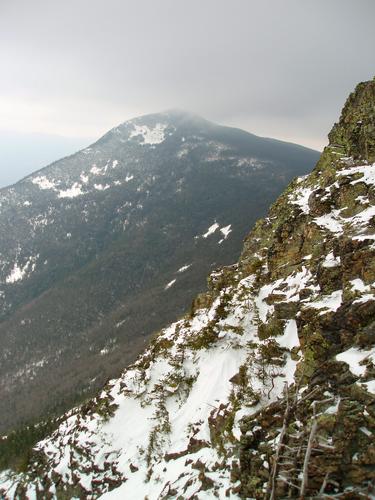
[1, 80, 375, 499]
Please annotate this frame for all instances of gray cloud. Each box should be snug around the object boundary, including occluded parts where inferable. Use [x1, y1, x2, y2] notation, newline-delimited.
[0, 0, 374, 152]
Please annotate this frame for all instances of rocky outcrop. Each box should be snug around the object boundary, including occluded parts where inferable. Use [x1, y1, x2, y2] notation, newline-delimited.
[1, 80, 374, 499]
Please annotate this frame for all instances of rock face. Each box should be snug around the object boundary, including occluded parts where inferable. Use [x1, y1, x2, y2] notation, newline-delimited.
[1, 80, 375, 499]
[0, 110, 318, 433]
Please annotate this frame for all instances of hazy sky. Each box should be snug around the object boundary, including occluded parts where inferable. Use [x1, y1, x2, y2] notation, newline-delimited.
[1, 0, 374, 186]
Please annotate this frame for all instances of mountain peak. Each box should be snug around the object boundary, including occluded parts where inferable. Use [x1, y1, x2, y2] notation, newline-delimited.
[328, 77, 375, 162]
[127, 108, 212, 130]
[99, 109, 213, 147]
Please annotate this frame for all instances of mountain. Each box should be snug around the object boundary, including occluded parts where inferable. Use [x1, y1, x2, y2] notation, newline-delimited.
[1, 80, 374, 499]
[0, 110, 319, 433]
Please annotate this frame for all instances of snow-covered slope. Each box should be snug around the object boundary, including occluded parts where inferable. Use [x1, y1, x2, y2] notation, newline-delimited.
[0, 110, 318, 434]
[1, 272, 299, 499]
[1, 80, 375, 498]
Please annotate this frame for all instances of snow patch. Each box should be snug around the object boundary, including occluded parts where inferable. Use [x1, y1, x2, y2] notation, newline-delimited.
[336, 346, 375, 377]
[177, 264, 191, 273]
[338, 163, 375, 187]
[220, 224, 232, 239]
[130, 123, 168, 145]
[58, 183, 84, 198]
[5, 255, 39, 284]
[314, 210, 344, 234]
[350, 278, 370, 293]
[309, 290, 343, 314]
[202, 222, 219, 238]
[31, 176, 57, 190]
[165, 279, 176, 290]
[290, 186, 314, 214]
[276, 320, 299, 350]
[90, 165, 105, 175]
[322, 252, 341, 268]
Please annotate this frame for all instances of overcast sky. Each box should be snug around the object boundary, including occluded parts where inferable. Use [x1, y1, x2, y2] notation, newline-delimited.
[1, 0, 374, 186]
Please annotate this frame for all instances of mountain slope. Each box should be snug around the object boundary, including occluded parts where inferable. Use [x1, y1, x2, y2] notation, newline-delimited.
[0, 111, 318, 433]
[1, 80, 374, 498]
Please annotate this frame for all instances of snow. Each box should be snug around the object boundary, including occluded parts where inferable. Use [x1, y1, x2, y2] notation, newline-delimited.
[201, 223, 232, 242]
[256, 281, 281, 323]
[6, 263, 28, 284]
[165, 279, 176, 290]
[353, 234, 375, 241]
[5, 255, 38, 284]
[103, 396, 154, 466]
[58, 183, 84, 198]
[322, 252, 341, 268]
[177, 264, 191, 273]
[0, 263, 304, 499]
[296, 175, 308, 183]
[281, 355, 298, 388]
[90, 165, 104, 175]
[309, 290, 343, 314]
[220, 224, 232, 239]
[169, 347, 247, 451]
[54, 447, 72, 481]
[336, 346, 375, 377]
[97, 291, 260, 498]
[314, 210, 344, 234]
[350, 279, 370, 293]
[338, 163, 375, 187]
[355, 195, 369, 204]
[276, 320, 299, 349]
[290, 186, 314, 214]
[202, 222, 219, 238]
[129, 123, 168, 145]
[283, 267, 315, 296]
[79, 474, 92, 491]
[255, 267, 315, 324]
[31, 176, 57, 190]
[363, 380, 375, 395]
[351, 205, 375, 226]
[98, 333, 254, 498]
[353, 294, 375, 304]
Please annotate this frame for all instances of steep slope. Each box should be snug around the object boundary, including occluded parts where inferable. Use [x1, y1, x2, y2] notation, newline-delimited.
[0, 81, 374, 499]
[0, 111, 318, 433]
